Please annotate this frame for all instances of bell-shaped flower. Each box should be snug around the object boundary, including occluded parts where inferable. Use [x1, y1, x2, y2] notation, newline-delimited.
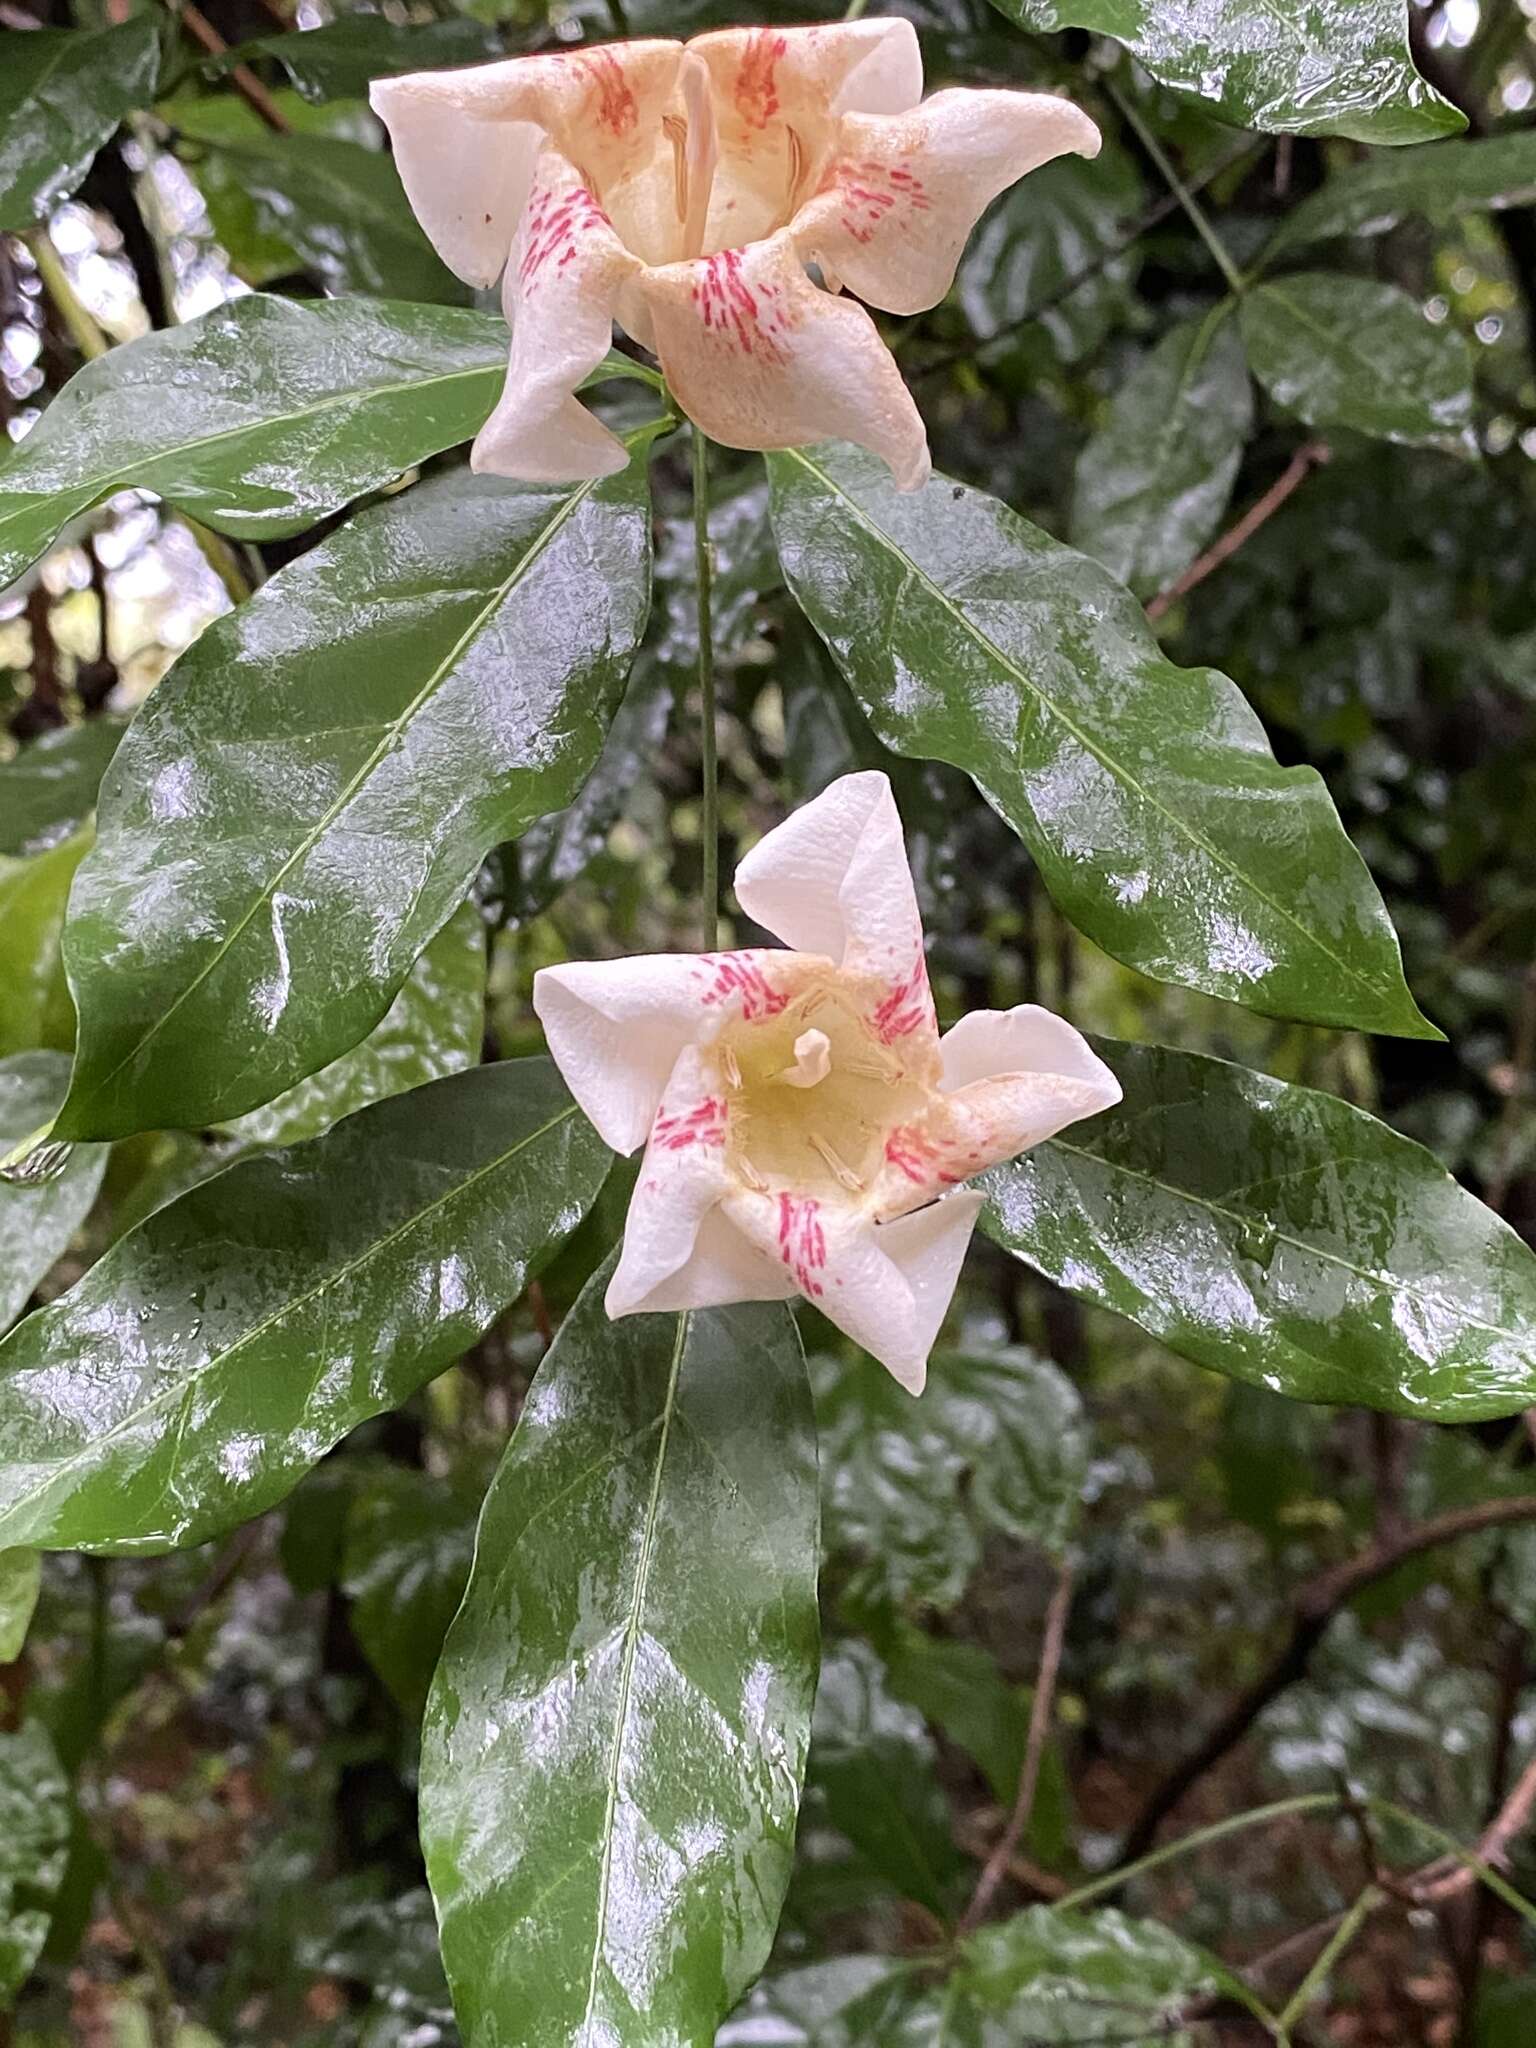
[534, 772, 1120, 1391]
[371, 23, 1099, 491]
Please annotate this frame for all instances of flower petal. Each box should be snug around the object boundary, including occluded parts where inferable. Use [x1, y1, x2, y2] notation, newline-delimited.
[940, 1003, 1120, 1098]
[734, 771, 937, 1049]
[938, 1003, 1120, 1163]
[792, 89, 1101, 317]
[873, 1191, 986, 1393]
[533, 954, 708, 1154]
[639, 233, 929, 488]
[471, 151, 640, 482]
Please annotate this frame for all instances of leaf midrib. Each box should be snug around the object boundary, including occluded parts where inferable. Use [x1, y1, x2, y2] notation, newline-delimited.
[1251, 281, 1459, 419]
[781, 446, 1393, 1012]
[0, 1098, 579, 1543]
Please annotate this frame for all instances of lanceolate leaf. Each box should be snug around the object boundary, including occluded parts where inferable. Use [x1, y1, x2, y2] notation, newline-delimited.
[1268, 129, 1536, 256]
[1241, 275, 1476, 458]
[985, 0, 1461, 144]
[0, 1059, 609, 1553]
[421, 1259, 818, 2048]
[768, 443, 1435, 1039]
[1071, 310, 1252, 600]
[0, 19, 161, 230]
[56, 444, 657, 1140]
[983, 1039, 1536, 1421]
[0, 1054, 107, 1337]
[0, 296, 510, 591]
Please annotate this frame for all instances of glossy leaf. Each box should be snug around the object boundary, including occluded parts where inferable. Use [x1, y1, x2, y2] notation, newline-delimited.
[817, 1345, 1086, 1611]
[0, 295, 511, 591]
[0, 831, 87, 1059]
[718, 1958, 918, 2046]
[170, 97, 465, 303]
[0, 1550, 40, 1664]
[0, 1722, 68, 2000]
[1241, 275, 1476, 458]
[986, 0, 1461, 144]
[983, 1038, 1536, 1420]
[57, 445, 656, 1140]
[804, 1641, 966, 1919]
[0, 722, 122, 859]
[768, 442, 1435, 1039]
[0, 1058, 609, 1553]
[421, 1260, 818, 2048]
[220, 899, 485, 1149]
[218, 18, 501, 102]
[0, 19, 161, 229]
[1071, 311, 1252, 600]
[0, 1053, 106, 1336]
[957, 1905, 1230, 2043]
[1270, 129, 1536, 256]
[341, 1466, 481, 1718]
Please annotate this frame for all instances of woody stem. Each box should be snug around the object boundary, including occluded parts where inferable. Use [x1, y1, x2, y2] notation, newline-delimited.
[692, 423, 720, 951]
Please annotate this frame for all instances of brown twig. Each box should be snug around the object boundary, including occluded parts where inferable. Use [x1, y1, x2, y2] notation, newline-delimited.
[1145, 440, 1331, 621]
[1411, 1750, 1536, 1906]
[958, 1558, 1074, 1934]
[1118, 1497, 1536, 1867]
[178, 2, 292, 134]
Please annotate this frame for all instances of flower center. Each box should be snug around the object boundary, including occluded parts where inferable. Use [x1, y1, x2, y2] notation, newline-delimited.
[713, 973, 927, 1203]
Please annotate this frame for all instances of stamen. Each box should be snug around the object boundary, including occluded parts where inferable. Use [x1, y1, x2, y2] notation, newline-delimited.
[843, 1057, 899, 1082]
[677, 51, 718, 261]
[663, 114, 690, 226]
[736, 1153, 768, 1193]
[720, 1042, 742, 1089]
[809, 1132, 865, 1193]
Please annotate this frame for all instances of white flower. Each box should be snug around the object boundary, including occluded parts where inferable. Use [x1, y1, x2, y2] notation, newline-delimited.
[371, 23, 1100, 490]
[534, 772, 1120, 1391]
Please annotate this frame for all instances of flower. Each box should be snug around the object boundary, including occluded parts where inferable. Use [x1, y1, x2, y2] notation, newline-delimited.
[533, 772, 1120, 1391]
[371, 24, 1099, 491]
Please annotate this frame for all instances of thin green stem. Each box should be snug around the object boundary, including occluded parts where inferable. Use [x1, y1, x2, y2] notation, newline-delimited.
[844, 0, 872, 18]
[1055, 1794, 1341, 1913]
[691, 424, 719, 951]
[26, 228, 109, 360]
[1276, 1885, 1381, 2033]
[1367, 1797, 1536, 1932]
[1106, 80, 1247, 297]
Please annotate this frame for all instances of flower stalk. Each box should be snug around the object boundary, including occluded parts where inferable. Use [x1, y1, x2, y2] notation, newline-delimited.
[692, 422, 720, 951]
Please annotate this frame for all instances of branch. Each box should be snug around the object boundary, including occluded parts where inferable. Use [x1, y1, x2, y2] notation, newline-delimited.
[1145, 441, 1330, 622]
[1412, 1749, 1536, 1906]
[959, 1558, 1074, 1934]
[179, 2, 292, 135]
[1118, 1496, 1536, 1866]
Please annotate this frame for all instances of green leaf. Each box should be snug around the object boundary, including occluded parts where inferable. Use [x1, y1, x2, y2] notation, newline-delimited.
[719, 1958, 919, 2045]
[957, 1905, 1228, 2044]
[768, 442, 1435, 1039]
[341, 1466, 481, 1718]
[0, 1058, 609, 1553]
[56, 446, 656, 1140]
[421, 1258, 818, 2048]
[169, 96, 466, 302]
[0, 295, 511, 592]
[986, 0, 1462, 143]
[0, 1053, 107, 1335]
[219, 898, 485, 1149]
[1071, 310, 1252, 600]
[0, 722, 123, 859]
[0, 1722, 69, 2001]
[818, 1346, 1086, 1611]
[0, 830, 88, 1059]
[218, 18, 502, 102]
[1269, 129, 1536, 256]
[0, 19, 162, 229]
[0, 1549, 40, 1664]
[983, 1037, 1536, 1421]
[1241, 275, 1476, 458]
[804, 1640, 966, 1919]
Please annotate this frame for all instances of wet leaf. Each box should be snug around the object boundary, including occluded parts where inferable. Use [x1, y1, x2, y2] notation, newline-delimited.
[768, 442, 1435, 1039]
[817, 1346, 1086, 1610]
[0, 830, 88, 1059]
[341, 1466, 482, 1718]
[219, 898, 485, 1149]
[1269, 129, 1536, 255]
[0, 296, 511, 592]
[0, 722, 123, 860]
[216, 17, 501, 102]
[0, 1549, 40, 1663]
[57, 445, 656, 1140]
[983, 1038, 1536, 1420]
[0, 1053, 107, 1336]
[1241, 275, 1476, 458]
[421, 1259, 817, 2048]
[718, 1957, 919, 2045]
[957, 1904, 1231, 2043]
[987, 0, 1462, 143]
[0, 1721, 69, 2000]
[0, 1058, 609, 1553]
[1071, 311, 1252, 600]
[0, 18, 161, 229]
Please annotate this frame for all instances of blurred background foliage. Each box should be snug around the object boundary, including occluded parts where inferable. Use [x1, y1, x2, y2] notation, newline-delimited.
[4, 0, 1536, 2042]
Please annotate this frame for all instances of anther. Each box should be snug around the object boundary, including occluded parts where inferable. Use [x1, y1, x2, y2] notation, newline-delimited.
[720, 1043, 742, 1089]
[736, 1153, 768, 1193]
[809, 1132, 864, 1193]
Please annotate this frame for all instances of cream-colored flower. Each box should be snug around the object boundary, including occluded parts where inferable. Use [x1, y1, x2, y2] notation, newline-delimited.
[533, 772, 1119, 1391]
[371, 24, 1099, 490]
